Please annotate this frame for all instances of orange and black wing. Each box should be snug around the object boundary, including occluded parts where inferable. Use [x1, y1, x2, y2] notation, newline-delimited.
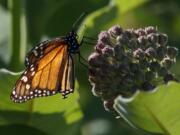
[60, 55, 75, 97]
[25, 38, 63, 67]
[11, 39, 75, 103]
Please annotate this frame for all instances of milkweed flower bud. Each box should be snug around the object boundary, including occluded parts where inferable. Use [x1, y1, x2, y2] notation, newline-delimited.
[88, 52, 105, 67]
[114, 44, 125, 60]
[95, 43, 106, 53]
[103, 99, 115, 111]
[108, 25, 123, 37]
[98, 31, 110, 44]
[145, 71, 156, 81]
[158, 67, 168, 77]
[124, 29, 134, 39]
[162, 57, 174, 69]
[147, 33, 158, 44]
[167, 46, 178, 59]
[158, 33, 168, 45]
[136, 28, 146, 36]
[164, 74, 178, 83]
[91, 85, 102, 97]
[150, 61, 161, 72]
[133, 48, 145, 59]
[134, 70, 145, 84]
[102, 46, 114, 56]
[116, 34, 129, 44]
[145, 47, 157, 58]
[156, 46, 167, 60]
[145, 26, 157, 34]
[141, 81, 155, 91]
[139, 59, 149, 69]
[128, 39, 139, 50]
[130, 63, 139, 72]
[88, 25, 178, 112]
[138, 36, 148, 47]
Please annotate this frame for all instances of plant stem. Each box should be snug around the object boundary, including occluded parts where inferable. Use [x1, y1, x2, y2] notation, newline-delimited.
[8, 0, 22, 71]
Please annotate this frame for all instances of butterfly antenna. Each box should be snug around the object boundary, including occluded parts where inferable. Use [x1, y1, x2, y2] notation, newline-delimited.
[72, 12, 86, 31]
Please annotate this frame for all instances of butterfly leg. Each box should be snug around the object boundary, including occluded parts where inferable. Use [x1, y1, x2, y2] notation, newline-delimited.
[83, 36, 97, 41]
[79, 36, 96, 46]
[77, 51, 88, 68]
[62, 95, 68, 99]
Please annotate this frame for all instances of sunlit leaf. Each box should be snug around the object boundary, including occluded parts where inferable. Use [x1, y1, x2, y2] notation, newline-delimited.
[64, 101, 83, 124]
[115, 0, 149, 14]
[0, 68, 83, 134]
[114, 82, 180, 135]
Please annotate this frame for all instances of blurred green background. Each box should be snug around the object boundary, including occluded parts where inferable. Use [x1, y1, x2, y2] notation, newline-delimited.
[0, 0, 179, 135]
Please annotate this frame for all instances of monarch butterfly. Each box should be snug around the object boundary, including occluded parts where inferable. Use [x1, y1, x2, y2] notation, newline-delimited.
[10, 14, 89, 103]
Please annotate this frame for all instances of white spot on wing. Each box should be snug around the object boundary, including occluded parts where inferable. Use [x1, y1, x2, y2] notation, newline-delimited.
[39, 43, 43, 47]
[31, 71, 35, 76]
[30, 67, 34, 71]
[52, 91, 56, 94]
[33, 50, 38, 56]
[30, 91, 33, 95]
[12, 90, 16, 95]
[21, 76, 28, 83]
[38, 90, 42, 94]
[70, 89, 73, 92]
[47, 91, 50, 95]
[26, 84, 30, 90]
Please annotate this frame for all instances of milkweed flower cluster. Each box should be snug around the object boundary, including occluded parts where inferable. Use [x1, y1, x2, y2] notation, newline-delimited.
[88, 25, 178, 112]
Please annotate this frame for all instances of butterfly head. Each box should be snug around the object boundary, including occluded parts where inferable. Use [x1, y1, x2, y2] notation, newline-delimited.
[65, 31, 80, 54]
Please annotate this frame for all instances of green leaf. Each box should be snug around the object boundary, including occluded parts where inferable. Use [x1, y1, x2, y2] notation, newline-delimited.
[0, 68, 83, 134]
[115, 0, 149, 14]
[0, 124, 48, 135]
[78, 0, 149, 42]
[63, 101, 83, 124]
[114, 82, 180, 134]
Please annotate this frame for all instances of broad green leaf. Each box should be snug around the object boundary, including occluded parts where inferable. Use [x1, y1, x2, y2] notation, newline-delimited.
[0, 124, 48, 135]
[114, 0, 149, 14]
[114, 82, 180, 135]
[63, 101, 83, 124]
[30, 112, 82, 135]
[0, 68, 83, 134]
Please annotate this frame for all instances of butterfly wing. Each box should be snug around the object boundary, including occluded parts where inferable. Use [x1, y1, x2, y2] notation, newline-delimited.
[25, 38, 64, 67]
[60, 55, 75, 98]
[11, 39, 74, 103]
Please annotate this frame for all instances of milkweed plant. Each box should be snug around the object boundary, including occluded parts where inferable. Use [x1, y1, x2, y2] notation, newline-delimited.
[88, 25, 178, 112]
